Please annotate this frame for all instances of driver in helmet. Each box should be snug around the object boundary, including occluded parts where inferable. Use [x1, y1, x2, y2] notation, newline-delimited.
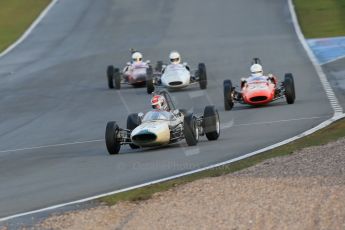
[131, 52, 143, 64]
[241, 63, 277, 88]
[123, 51, 147, 73]
[162, 51, 190, 73]
[151, 95, 168, 111]
[169, 51, 181, 64]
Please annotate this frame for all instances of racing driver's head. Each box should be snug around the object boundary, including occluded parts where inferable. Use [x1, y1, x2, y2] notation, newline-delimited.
[151, 95, 168, 110]
[169, 51, 181, 64]
[250, 64, 263, 77]
[132, 52, 143, 64]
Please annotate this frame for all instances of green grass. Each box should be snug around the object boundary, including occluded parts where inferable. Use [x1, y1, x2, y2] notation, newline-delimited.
[293, 0, 345, 38]
[0, 0, 51, 52]
[99, 117, 345, 206]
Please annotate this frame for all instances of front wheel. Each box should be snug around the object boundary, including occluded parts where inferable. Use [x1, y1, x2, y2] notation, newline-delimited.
[183, 113, 199, 146]
[105, 121, 121, 155]
[223, 79, 234, 111]
[114, 68, 121, 90]
[203, 106, 220, 141]
[198, 63, 207, 89]
[155, 61, 163, 72]
[284, 73, 295, 104]
[146, 66, 155, 94]
[127, 113, 141, 149]
[107, 65, 114, 89]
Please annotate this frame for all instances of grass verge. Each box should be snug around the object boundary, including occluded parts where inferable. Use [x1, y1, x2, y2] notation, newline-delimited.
[0, 0, 51, 52]
[293, 0, 345, 38]
[99, 117, 345, 205]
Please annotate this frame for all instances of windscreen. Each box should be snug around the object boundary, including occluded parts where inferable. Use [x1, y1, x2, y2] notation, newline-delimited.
[142, 111, 172, 122]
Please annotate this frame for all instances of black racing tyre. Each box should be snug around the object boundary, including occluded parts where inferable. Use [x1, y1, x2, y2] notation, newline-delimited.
[113, 68, 121, 89]
[107, 65, 114, 89]
[203, 106, 220, 141]
[127, 113, 141, 149]
[183, 113, 199, 146]
[114, 68, 121, 90]
[223, 79, 234, 111]
[146, 66, 155, 94]
[105, 121, 121, 155]
[284, 73, 295, 104]
[198, 63, 207, 89]
[155, 61, 163, 72]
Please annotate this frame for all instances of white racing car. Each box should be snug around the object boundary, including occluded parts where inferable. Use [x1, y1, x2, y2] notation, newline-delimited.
[146, 61, 207, 94]
[105, 91, 220, 155]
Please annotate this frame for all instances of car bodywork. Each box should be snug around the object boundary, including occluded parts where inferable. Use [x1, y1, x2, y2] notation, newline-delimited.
[223, 58, 296, 110]
[107, 61, 152, 89]
[146, 62, 207, 94]
[105, 91, 220, 155]
[242, 77, 276, 105]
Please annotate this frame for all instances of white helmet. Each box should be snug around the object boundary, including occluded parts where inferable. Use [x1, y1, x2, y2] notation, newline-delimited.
[151, 95, 168, 110]
[132, 52, 143, 63]
[250, 64, 263, 77]
[169, 51, 181, 64]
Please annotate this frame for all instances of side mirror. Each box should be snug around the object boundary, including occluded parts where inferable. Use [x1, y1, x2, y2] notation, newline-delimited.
[162, 64, 167, 68]
[183, 62, 188, 66]
[146, 60, 151, 64]
[126, 62, 131, 65]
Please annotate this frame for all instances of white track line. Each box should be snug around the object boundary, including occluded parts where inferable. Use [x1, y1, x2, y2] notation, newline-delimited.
[232, 116, 329, 127]
[1, 113, 344, 222]
[0, 116, 325, 153]
[0, 0, 344, 222]
[0, 0, 59, 59]
[288, 0, 343, 115]
[0, 139, 103, 154]
[320, 55, 345, 65]
[220, 116, 328, 131]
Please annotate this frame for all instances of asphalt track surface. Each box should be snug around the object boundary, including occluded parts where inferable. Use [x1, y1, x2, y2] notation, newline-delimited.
[0, 0, 333, 218]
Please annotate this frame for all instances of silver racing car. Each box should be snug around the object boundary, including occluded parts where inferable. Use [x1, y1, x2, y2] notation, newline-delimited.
[146, 61, 207, 94]
[105, 91, 220, 155]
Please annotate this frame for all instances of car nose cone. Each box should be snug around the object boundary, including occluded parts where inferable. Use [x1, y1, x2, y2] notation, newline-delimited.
[131, 122, 171, 147]
[132, 131, 157, 143]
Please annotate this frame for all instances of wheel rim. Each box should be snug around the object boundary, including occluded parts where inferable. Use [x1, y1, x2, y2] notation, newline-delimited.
[216, 115, 220, 134]
[195, 121, 199, 141]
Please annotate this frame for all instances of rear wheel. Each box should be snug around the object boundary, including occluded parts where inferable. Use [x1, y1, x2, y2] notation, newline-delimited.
[114, 68, 121, 90]
[105, 121, 121, 155]
[223, 79, 234, 111]
[183, 113, 199, 146]
[146, 66, 155, 94]
[155, 61, 163, 72]
[284, 73, 295, 104]
[127, 113, 141, 149]
[107, 65, 114, 89]
[198, 63, 207, 89]
[203, 106, 220, 141]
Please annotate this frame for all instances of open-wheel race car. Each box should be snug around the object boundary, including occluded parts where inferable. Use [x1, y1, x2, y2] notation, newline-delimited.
[105, 91, 220, 155]
[223, 58, 296, 110]
[146, 61, 207, 94]
[106, 50, 153, 89]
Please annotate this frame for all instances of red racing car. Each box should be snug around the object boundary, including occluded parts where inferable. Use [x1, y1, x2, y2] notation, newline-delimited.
[106, 50, 153, 89]
[223, 58, 295, 110]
